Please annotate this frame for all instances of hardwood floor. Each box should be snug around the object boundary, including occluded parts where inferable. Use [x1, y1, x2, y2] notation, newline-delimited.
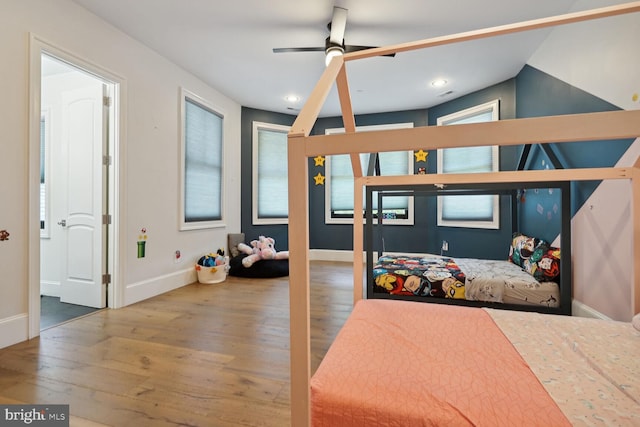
[0, 261, 355, 427]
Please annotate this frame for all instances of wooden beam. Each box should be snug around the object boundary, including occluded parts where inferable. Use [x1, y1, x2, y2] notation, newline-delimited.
[343, 1, 640, 61]
[335, 61, 362, 179]
[287, 134, 311, 427]
[290, 56, 344, 138]
[634, 167, 640, 315]
[362, 167, 633, 187]
[353, 177, 365, 303]
[301, 110, 640, 157]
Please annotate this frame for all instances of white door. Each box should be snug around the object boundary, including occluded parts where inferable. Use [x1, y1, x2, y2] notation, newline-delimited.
[58, 83, 107, 308]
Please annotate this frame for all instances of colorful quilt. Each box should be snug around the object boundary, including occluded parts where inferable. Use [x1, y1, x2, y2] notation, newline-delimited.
[373, 254, 466, 299]
[372, 253, 561, 307]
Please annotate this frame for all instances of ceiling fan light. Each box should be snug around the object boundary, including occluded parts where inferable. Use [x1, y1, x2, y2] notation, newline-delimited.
[431, 79, 448, 88]
[325, 46, 344, 67]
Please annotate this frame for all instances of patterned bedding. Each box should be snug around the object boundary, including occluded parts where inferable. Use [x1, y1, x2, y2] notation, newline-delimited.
[372, 253, 560, 307]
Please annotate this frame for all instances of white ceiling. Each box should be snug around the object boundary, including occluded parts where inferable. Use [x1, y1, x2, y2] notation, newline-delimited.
[69, 0, 618, 117]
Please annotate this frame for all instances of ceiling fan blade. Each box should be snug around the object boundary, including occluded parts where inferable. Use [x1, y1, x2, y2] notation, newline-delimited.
[273, 47, 325, 53]
[344, 45, 396, 57]
[329, 6, 347, 46]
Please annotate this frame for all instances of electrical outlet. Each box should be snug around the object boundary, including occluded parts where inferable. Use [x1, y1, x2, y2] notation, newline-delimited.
[174, 250, 182, 263]
[442, 240, 449, 252]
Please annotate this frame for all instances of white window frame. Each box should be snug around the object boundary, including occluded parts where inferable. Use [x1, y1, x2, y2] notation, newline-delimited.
[252, 121, 290, 225]
[436, 99, 500, 229]
[40, 108, 51, 238]
[179, 87, 225, 230]
[325, 123, 415, 225]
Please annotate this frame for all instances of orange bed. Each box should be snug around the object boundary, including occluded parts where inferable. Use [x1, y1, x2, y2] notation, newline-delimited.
[310, 299, 640, 426]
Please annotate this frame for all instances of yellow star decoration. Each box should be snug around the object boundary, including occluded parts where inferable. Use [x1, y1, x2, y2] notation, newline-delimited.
[313, 173, 326, 186]
[314, 155, 326, 167]
[414, 149, 428, 162]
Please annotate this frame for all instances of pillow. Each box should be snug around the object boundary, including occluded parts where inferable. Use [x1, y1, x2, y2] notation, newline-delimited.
[533, 247, 561, 282]
[509, 233, 561, 282]
[509, 233, 548, 270]
[228, 254, 289, 278]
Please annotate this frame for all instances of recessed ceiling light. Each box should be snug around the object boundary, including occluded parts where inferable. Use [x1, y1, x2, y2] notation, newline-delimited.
[285, 95, 300, 103]
[431, 79, 448, 88]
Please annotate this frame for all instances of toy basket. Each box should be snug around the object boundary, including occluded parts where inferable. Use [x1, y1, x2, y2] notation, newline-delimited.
[195, 253, 229, 284]
[196, 263, 228, 284]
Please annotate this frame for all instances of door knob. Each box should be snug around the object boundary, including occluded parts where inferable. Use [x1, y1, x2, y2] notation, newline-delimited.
[57, 219, 67, 227]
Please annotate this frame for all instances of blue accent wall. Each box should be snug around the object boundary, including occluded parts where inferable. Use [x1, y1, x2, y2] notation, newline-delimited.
[516, 65, 633, 224]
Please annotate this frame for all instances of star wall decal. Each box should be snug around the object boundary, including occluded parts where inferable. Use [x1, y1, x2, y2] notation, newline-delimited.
[314, 155, 325, 167]
[313, 173, 326, 185]
[414, 149, 428, 162]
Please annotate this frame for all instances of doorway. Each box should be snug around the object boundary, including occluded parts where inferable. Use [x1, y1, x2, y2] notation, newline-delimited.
[38, 52, 115, 330]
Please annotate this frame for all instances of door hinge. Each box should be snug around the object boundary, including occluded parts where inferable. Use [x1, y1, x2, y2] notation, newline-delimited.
[103, 96, 112, 107]
[103, 155, 112, 166]
[102, 273, 111, 285]
[103, 214, 112, 225]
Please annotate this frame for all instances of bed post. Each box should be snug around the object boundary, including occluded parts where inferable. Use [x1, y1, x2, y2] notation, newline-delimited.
[633, 160, 640, 315]
[287, 133, 311, 427]
[335, 61, 364, 304]
[560, 181, 572, 316]
[287, 56, 345, 427]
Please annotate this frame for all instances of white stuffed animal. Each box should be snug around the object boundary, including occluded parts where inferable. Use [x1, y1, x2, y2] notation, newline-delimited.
[237, 235, 289, 267]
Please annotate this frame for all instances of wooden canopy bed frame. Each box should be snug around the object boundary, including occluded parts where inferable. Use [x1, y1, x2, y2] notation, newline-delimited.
[286, 2, 640, 426]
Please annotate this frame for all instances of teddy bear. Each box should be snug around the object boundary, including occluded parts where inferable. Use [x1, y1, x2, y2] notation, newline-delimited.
[237, 235, 289, 267]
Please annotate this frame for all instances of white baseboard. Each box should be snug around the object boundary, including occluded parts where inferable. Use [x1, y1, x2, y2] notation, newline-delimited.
[309, 249, 367, 262]
[0, 313, 29, 350]
[40, 280, 60, 297]
[572, 300, 612, 320]
[124, 267, 197, 306]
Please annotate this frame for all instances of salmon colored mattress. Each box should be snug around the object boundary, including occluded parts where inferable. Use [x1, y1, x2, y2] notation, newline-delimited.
[310, 299, 640, 426]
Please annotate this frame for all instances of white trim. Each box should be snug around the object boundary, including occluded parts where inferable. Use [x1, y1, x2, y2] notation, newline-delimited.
[325, 122, 415, 225]
[251, 121, 290, 225]
[179, 87, 226, 231]
[572, 300, 612, 320]
[124, 267, 197, 306]
[436, 99, 500, 229]
[309, 249, 366, 263]
[0, 314, 29, 350]
[40, 280, 60, 298]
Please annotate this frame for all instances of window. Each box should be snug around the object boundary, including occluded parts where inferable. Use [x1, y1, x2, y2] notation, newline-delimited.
[180, 89, 224, 230]
[436, 100, 499, 229]
[252, 122, 290, 224]
[40, 109, 50, 237]
[325, 123, 414, 225]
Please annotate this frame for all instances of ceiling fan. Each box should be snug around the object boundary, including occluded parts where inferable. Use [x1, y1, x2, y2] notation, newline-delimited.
[273, 6, 395, 66]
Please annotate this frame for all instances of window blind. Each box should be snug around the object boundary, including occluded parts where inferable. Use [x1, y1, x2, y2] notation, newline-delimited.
[184, 98, 222, 222]
[257, 127, 288, 218]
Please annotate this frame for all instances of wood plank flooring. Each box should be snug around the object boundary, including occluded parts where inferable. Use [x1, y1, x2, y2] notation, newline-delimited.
[0, 261, 355, 427]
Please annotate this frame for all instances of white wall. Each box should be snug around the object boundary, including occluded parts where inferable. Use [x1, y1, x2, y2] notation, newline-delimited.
[528, 0, 640, 321]
[0, 0, 242, 348]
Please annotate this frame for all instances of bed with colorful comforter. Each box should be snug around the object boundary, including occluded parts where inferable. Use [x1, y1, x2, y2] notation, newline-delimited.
[311, 299, 640, 426]
[372, 233, 562, 308]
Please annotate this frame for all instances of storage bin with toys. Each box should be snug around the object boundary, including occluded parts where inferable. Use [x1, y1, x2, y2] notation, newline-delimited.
[195, 249, 229, 284]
